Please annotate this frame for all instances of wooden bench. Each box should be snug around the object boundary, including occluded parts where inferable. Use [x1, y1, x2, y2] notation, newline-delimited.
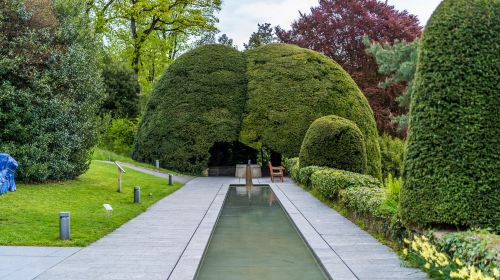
[268, 161, 285, 183]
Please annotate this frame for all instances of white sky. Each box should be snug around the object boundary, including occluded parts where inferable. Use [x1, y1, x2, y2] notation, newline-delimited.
[216, 0, 442, 49]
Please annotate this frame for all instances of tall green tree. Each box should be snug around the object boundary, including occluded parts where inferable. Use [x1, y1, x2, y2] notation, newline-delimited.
[87, 0, 221, 90]
[193, 31, 237, 49]
[365, 37, 419, 132]
[101, 59, 141, 118]
[244, 23, 275, 49]
[0, 0, 104, 182]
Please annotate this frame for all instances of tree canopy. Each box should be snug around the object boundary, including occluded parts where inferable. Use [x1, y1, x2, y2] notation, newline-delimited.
[87, 0, 221, 92]
[276, 0, 421, 137]
[0, 0, 104, 182]
[365, 37, 419, 133]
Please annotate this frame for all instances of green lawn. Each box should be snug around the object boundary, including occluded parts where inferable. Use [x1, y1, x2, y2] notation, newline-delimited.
[92, 148, 189, 176]
[0, 161, 183, 246]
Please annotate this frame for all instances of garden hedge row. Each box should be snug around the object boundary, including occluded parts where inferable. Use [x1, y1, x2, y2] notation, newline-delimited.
[299, 115, 367, 174]
[311, 168, 381, 200]
[400, 0, 500, 229]
[241, 44, 381, 179]
[133, 45, 248, 174]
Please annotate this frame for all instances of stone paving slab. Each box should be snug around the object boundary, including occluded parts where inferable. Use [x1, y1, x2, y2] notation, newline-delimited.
[263, 179, 427, 280]
[0, 247, 81, 280]
[35, 177, 236, 280]
[2, 176, 427, 280]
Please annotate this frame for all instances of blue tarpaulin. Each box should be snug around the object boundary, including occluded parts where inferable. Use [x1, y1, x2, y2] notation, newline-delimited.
[0, 153, 18, 195]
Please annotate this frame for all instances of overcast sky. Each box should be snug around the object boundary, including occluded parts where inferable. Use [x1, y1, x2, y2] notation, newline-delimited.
[216, 0, 442, 49]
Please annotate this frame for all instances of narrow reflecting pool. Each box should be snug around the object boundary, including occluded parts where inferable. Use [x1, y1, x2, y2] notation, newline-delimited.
[196, 186, 329, 280]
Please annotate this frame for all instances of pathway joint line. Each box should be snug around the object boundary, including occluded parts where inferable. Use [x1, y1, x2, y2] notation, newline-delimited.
[166, 183, 225, 280]
[275, 183, 360, 280]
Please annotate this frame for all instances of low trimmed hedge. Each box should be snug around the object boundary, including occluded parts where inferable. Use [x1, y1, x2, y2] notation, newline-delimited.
[339, 187, 386, 218]
[297, 166, 329, 189]
[283, 157, 300, 181]
[311, 168, 381, 200]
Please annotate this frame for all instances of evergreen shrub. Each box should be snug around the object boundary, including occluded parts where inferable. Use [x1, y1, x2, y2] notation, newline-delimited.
[133, 45, 248, 174]
[241, 43, 381, 179]
[311, 168, 380, 200]
[296, 166, 328, 189]
[0, 0, 104, 182]
[400, 0, 500, 229]
[299, 115, 367, 173]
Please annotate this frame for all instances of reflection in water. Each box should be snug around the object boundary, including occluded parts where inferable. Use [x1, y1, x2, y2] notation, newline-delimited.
[196, 186, 328, 280]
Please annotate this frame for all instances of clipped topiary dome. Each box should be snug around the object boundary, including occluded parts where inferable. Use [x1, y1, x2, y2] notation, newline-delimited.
[401, 0, 500, 229]
[133, 44, 248, 174]
[241, 43, 381, 178]
[299, 115, 367, 174]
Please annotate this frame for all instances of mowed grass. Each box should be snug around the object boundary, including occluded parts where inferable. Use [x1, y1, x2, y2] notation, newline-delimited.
[0, 161, 183, 246]
[92, 148, 189, 177]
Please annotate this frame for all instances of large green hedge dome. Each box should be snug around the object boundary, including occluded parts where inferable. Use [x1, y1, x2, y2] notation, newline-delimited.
[299, 115, 367, 174]
[241, 43, 381, 178]
[132, 44, 248, 173]
[401, 0, 500, 229]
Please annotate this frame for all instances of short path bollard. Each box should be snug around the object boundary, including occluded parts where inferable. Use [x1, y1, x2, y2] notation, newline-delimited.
[134, 186, 141, 203]
[59, 212, 70, 240]
[168, 174, 173, 186]
[155, 159, 160, 169]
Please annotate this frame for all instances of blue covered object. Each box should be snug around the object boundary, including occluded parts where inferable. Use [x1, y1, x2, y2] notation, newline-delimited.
[0, 153, 18, 195]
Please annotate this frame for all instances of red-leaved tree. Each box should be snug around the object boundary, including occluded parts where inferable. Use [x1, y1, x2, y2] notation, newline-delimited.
[276, 0, 421, 137]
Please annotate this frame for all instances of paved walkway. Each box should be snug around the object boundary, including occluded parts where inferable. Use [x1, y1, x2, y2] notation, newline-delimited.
[98, 160, 193, 184]
[1, 176, 427, 280]
[115, 162, 193, 184]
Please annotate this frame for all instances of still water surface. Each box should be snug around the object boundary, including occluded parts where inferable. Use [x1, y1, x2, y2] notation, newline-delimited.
[196, 186, 328, 280]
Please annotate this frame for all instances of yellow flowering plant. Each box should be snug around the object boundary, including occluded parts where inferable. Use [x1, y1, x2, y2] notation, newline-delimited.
[404, 236, 498, 280]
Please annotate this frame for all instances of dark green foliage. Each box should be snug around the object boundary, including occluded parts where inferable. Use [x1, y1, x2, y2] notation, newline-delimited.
[401, 0, 500, 229]
[365, 37, 419, 132]
[339, 187, 386, 218]
[0, 0, 104, 182]
[310, 168, 381, 200]
[101, 60, 140, 118]
[296, 166, 328, 189]
[299, 115, 367, 174]
[379, 134, 405, 178]
[133, 45, 247, 174]
[241, 43, 381, 179]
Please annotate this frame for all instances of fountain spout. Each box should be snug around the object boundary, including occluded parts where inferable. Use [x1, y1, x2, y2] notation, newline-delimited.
[245, 160, 253, 200]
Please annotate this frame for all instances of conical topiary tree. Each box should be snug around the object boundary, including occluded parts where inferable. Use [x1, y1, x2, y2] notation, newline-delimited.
[400, 0, 500, 230]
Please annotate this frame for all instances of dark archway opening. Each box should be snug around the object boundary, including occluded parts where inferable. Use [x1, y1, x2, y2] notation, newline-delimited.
[207, 141, 258, 176]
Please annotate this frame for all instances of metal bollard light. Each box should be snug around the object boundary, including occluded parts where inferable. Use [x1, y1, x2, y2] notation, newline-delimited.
[155, 159, 160, 169]
[134, 186, 141, 203]
[168, 174, 173, 186]
[59, 212, 70, 240]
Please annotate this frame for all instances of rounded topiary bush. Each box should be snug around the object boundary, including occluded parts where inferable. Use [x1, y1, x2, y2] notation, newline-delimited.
[401, 0, 500, 229]
[133, 44, 247, 174]
[241, 43, 381, 179]
[0, 1, 104, 182]
[299, 115, 367, 174]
